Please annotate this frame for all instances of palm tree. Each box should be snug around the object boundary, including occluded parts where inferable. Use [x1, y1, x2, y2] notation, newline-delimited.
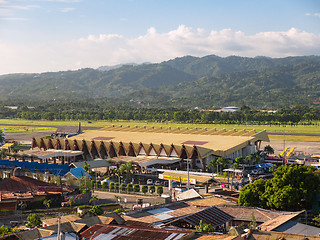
[264, 145, 274, 155]
[89, 195, 99, 206]
[67, 196, 75, 207]
[118, 161, 134, 182]
[0, 131, 5, 145]
[43, 199, 52, 209]
[245, 155, 254, 165]
[0, 150, 5, 159]
[208, 160, 217, 173]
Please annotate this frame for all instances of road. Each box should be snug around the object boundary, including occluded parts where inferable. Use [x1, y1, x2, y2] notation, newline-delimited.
[94, 190, 166, 209]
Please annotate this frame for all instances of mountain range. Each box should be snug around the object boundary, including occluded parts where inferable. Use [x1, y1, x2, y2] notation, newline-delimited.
[0, 55, 319, 109]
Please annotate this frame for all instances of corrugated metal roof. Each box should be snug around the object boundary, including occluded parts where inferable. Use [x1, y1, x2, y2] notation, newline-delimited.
[168, 206, 234, 227]
[189, 196, 235, 207]
[259, 211, 304, 231]
[80, 224, 194, 240]
[70, 159, 111, 169]
[275, 220, 320, 236]
[123, 202, 201, 224]
[0, 160, 70, 175]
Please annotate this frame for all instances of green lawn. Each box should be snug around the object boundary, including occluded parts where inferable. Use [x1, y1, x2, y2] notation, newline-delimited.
[269, 135, 320, 142]
[0, 125, 56, 133]
[0, 119, 319, 134]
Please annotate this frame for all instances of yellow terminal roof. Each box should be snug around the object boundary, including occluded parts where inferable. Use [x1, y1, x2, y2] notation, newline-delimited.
[69, 126, 269, 158]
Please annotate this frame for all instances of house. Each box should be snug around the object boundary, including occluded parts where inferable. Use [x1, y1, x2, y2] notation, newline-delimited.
[163, 206, 234, 230]
[80, 224, 195, 240]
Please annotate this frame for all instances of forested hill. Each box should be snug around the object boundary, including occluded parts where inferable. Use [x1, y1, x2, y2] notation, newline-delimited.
[0, 55, 319, 108]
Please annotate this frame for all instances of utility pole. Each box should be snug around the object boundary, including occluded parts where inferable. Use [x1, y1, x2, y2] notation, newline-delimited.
[187, 158, 190, 190]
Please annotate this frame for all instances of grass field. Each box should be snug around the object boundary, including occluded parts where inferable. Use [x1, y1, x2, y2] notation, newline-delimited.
[269, 135, 320, 142]
[0, 119, 319, 135]
[0, 125, 56, 133]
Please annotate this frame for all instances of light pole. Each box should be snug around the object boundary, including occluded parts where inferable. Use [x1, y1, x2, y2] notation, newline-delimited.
[187, 158, 190, 190]
[116, 173, 121, 194]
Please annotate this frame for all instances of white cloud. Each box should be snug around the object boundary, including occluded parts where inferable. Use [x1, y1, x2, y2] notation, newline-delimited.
[35, 0, 81, 2]
[1, 17, 28, 21]
[306, 12, 320, 18]
[60, 7, 74, 12]
[0, 26, 320, 74]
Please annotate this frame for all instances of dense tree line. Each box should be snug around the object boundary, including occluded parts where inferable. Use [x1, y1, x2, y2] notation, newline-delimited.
[238, 165, 320, 211]
[0, 103, 319, 125]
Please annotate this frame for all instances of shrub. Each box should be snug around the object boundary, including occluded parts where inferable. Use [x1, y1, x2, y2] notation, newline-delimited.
[126, 183, 133, 192]
[89, 205, 103, 215]
[96, 180, 101, 189]
[120, 183, 126, 192]
[114, 182, 119, 191]
[142, 185, 148, 194]
[133, 184, 140, 193]
[114, 207, 126, 213]
[109, 182, 114, 191]
[90, 180, 95, 189]
[156, 186, 163, 195]
[26, 214, 42, 228]
[149, 185, 155, 194]
[102, 181, 108, 189]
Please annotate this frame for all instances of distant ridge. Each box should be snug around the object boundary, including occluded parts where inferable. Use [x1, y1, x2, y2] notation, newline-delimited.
[0, 55, 319, 108]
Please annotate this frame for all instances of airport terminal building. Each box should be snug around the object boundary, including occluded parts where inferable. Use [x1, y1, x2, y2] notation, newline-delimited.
[31, 125, 269, 170]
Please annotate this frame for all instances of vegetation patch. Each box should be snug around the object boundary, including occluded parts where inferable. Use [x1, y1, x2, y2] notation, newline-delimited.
[0, 125, 56, 133]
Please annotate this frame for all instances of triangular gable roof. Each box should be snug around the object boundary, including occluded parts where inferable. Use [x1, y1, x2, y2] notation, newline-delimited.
[166, 206, 234, 227]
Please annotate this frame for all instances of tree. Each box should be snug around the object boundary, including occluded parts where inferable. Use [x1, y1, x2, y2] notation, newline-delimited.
[239, 165, 320, 211]
[66, 196, 75, 207]
[120, 183, 126, 192]
[156, 186, 163, 195]
[0, 150, 5, 159]
[89, 195, 99, 206]
[250, 211, 257, 229]
[133, 184, 140, 193]
[96, 180, 101, 189]
[118, 161, 134, 182]
[114, 182, 119, 192]
[43, 199, 51, 209]
[83, 161, 92, 174]
[0, 131, 5, 145]
[109, 182, 114, 191]
[142, 185, 148, 194]
[264, 145, 274, 155]
[149, 185, 155, 194]
[78, 177, 91, 193]
[126, 183, 133, 192]
[26, 214, 42, 228]
[89, 205, 103, 215]
[102, 181, 108, 189]
[312, 213, 320, 227]
[208, 160, 217, 173]
[196, 220, 216, 232]
[238, 179, 268, 208]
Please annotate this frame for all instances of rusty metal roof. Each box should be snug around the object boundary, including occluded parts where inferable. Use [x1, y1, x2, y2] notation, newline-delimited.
[80, 224, 194, 240]
[123, 202, 201, 224]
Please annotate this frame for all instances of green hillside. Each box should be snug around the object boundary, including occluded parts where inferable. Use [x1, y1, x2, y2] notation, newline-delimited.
[0, 55, 319, 108]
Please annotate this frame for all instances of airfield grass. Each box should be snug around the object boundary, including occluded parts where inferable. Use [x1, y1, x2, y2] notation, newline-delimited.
[268, 135, 320, 142]
[0, 125, 56, 133]
[0, 119, 319, 135]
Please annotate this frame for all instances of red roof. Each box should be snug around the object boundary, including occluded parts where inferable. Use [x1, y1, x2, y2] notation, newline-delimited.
[80, 224, 194, 240]
[0, 176, 62, 194]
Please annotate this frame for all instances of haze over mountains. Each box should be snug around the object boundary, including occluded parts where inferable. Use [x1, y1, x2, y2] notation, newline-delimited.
[1, 55, 319, 109]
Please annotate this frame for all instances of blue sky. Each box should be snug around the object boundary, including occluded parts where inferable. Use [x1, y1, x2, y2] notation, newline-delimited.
[0, 0, 319, 74]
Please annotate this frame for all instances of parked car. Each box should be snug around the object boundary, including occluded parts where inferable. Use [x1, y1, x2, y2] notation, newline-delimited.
[147, 179, 153, 185]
